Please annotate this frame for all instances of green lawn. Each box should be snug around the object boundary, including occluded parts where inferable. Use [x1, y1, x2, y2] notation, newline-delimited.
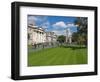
[28, 46, 87, 66]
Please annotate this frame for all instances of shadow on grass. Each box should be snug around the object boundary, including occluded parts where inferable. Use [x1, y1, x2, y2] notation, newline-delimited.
[60, 45, 87, 50]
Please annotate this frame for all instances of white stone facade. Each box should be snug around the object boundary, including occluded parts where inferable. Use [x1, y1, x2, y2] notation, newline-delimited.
[46, 32, 57, 45]
[28, 25, 46, 45]
[28, 25, 57, 45]
[66, 28, 72, 44]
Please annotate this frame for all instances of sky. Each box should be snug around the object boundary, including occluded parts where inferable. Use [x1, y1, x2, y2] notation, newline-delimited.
[28, 15, 78, 35]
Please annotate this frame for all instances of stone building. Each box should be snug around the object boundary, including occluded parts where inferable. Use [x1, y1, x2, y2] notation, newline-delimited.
[66, 28, 72, 44]
[46, 32, 57, 46]
[28, 25, 46, 45]
[28, 25, 57, 46]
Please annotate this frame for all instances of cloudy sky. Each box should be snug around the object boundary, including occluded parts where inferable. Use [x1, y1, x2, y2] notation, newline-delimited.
[28, 15, 78, 35]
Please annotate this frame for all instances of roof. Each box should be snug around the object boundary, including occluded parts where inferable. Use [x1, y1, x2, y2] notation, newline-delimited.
[28, 25, 44, 31]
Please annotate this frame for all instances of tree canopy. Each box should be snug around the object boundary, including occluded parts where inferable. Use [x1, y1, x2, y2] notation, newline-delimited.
[57, 35, 66, 43]
[72, 17, 88, 46]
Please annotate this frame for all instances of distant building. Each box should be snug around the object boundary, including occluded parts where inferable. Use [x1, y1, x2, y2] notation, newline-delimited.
[66, 28, 72, 44]
[46, 32, 57, 45]
[28, 25, 57, 46]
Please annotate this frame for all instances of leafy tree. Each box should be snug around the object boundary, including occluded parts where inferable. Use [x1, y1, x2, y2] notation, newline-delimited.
[72, 32, 78, 43]
[74, 17, 87, 46]
[57, 35, 66, 43]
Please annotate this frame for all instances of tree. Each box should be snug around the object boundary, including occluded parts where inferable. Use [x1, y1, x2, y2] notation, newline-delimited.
[57, 35, 66, 44]
[72, 32, 78, 44]
[74, 17, 87, 46]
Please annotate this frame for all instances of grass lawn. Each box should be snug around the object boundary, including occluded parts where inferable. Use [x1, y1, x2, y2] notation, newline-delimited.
[28, 46, 87, 66]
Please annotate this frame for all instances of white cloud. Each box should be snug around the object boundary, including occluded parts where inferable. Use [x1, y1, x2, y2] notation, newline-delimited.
[41, 21, 50, 29]
[52, 21, 77, 35]
[52, 21, 77, 30]
[28, 16, 45, 22]
[52, 21, 67, 28]
[28, 16, 39, 25]
[66, 23, 77, 28]
[28, 16, 47, 25]
[52, 21, 76, 35]
[52, 30, 66, 35]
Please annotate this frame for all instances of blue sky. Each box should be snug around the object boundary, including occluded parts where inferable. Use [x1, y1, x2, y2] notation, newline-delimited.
[28, 15, 78, 35]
